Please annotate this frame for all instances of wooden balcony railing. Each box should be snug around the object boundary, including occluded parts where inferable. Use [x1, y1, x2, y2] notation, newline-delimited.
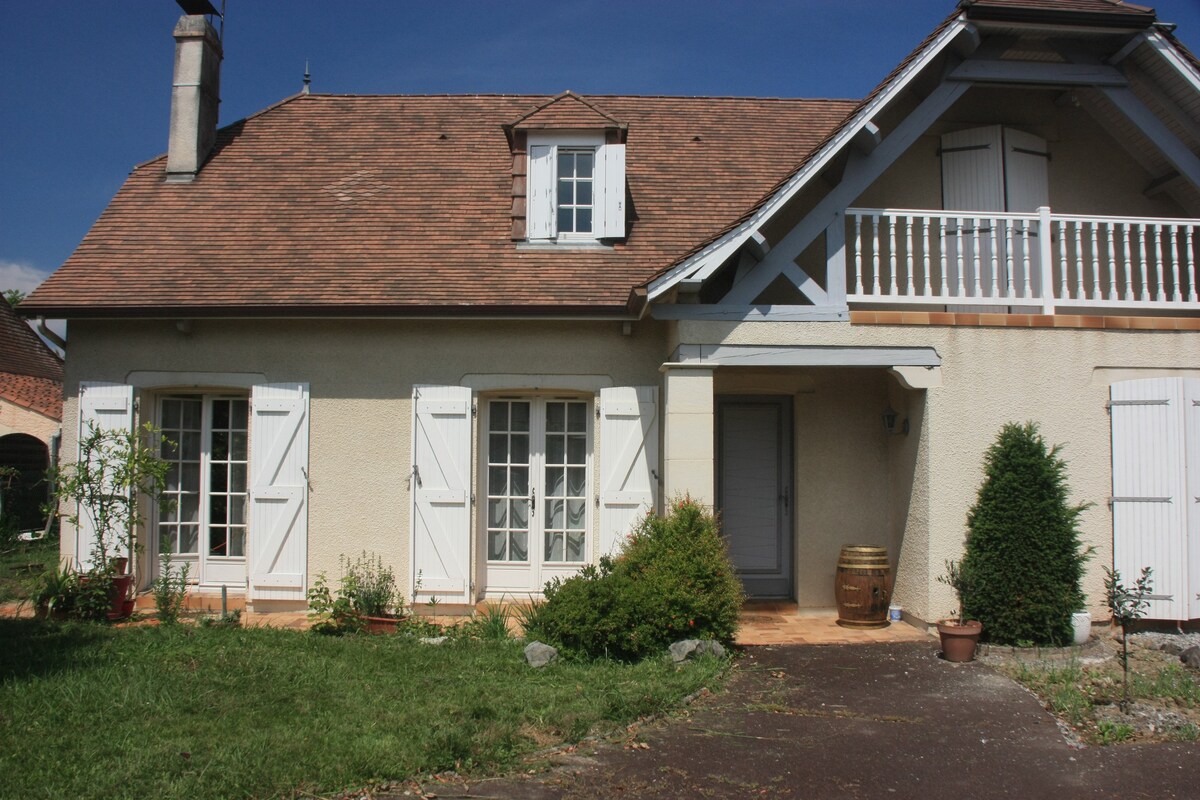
[845, 207, 1199, 314]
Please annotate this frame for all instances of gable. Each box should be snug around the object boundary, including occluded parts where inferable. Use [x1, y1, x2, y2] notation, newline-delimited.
[646, 0, 1200, 305]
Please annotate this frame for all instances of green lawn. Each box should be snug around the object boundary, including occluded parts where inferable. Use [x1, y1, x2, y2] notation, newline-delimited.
[0, 619, 725, 799]
[0, 534, 58, 604]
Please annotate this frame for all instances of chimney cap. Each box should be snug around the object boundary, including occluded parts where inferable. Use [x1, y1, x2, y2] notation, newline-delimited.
[176, 0, 221, 17]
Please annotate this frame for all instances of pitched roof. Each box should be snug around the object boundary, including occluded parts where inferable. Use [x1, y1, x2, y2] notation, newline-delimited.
[959, 0, 1156, 25]
[509, 91, 625, 130]
[0, 303, 62, 381]
[0, 303, 62, 420]
[0, 372, 62, 420]
[21, 94, 856, 316]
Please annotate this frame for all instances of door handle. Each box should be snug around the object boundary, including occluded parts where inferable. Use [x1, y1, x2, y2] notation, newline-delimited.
[531, 486, 536, 517]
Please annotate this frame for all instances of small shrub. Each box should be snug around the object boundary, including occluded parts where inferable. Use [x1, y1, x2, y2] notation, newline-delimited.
[1095, 720, 1135, 745]
[960, 422, 1091, 646]
[1105, 565, 1154, 712]
[151, 554, 190, 624]
[523, 497, 744, 661]
[307, 551, 403, 634]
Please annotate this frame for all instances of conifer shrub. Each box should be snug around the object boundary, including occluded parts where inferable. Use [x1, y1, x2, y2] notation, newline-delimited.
[959, 422, 1091, 646]
[522, 497, 744, 661]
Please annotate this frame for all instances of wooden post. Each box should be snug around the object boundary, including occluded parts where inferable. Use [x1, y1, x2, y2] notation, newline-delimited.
[826, 213, 847, 307]
[1038, 206, 1056, 315]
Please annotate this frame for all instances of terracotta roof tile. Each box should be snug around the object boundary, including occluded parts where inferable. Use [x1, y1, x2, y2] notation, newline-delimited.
[960, 0, 1155, 22]
[0, 303, 62, 381]
[0, 371, 62, 420]
[22, 94, 856, 315]
[510, 91, 624, 130]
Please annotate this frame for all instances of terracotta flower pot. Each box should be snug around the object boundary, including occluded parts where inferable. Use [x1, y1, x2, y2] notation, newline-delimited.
[362, 615, 401, 634]
[937, 619, 983, 662]
[107, 574, 135, 620]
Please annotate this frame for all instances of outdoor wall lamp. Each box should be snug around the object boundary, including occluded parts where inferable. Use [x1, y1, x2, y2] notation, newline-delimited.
[882, 406, 909, 436]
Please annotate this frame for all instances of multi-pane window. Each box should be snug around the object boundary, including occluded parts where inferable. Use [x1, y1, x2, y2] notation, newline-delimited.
[487, 401, 531, 562]
[556, 149, 594, 235]
[157, 396, 249, 571]
[543, 401, 587, 562]
[486, 398, 589, 572]
[208, 399, 249, 558]
[160, 398, 202, 555]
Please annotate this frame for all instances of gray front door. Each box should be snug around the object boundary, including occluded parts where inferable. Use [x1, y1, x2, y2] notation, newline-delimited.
[716, 396, 793, 598]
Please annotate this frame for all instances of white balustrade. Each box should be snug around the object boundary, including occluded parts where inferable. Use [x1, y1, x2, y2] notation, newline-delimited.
[845, 207, 1200, 313]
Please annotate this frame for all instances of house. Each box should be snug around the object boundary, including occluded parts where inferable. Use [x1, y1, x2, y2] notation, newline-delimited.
[0, 302, 62, 532]
[20, 0, 1200, 624]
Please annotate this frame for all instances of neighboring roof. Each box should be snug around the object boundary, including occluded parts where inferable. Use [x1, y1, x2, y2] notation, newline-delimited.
[508, 91, 625, 131]
[0, 372, 63, 420]
[22, 94, 855, 316]
[0, 303, 62, 420]
[0, 303, 62, 381]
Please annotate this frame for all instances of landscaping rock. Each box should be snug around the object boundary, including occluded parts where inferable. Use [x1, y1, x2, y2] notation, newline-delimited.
[419, 636, 447, 645]
[669, 639, 726, 663]
[1181, 645, 1200, 670]
[524, 641, 557, 668]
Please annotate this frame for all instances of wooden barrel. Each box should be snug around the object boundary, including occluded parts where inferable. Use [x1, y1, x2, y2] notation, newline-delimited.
[834, 545, 893, 628]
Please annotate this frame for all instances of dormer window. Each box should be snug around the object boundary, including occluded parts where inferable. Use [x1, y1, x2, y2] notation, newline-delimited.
[526, 132, 625, 242]
[557, 149, 594, 235]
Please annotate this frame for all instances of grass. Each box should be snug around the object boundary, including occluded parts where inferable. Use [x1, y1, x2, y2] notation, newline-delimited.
[1003, 648, 1200, 745]
[0, 618, 726, 799]
[0, 534, 58, 604]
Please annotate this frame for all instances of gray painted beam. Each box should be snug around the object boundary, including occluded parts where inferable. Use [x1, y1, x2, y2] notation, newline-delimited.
[725, 80, 970, 306]
[649, 304, 849, 322]
[948, 60, 1128, 86]
[670, 344, 941, 368]
[1101, 86, 1200, 192]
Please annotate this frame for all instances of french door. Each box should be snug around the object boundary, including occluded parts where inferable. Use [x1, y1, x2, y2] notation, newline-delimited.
[156, 395, 249, 588]
[484, 397, 591, 595]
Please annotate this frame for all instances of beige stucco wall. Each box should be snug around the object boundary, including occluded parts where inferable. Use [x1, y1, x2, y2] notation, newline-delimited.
[60, 318, 669, 602]
[0, 399, 59, 445]
[679, 319, 1200, 624]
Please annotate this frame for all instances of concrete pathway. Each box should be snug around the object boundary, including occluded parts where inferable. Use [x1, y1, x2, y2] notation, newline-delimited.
[414, 642, 1200, 799]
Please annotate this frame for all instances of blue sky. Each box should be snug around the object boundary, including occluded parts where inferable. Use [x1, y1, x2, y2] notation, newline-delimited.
[2, 0, 1199, 296]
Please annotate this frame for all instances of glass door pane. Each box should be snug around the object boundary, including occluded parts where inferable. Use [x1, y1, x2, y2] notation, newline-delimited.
[207, 399, 249, 559]
[486, 400, 531, 562]
[543, 401, 588, 563]
[158, 397, 202, 556]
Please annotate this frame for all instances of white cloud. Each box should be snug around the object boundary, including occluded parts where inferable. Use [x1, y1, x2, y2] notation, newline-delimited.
[0, 259, 51, 295]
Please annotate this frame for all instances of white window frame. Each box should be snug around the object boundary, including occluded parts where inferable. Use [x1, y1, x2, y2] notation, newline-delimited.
[152, 392, 250, 589]
[527, 132, 610, 243]
[479, 393, 595, 596]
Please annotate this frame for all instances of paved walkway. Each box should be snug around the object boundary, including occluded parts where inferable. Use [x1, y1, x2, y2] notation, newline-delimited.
[737, 602, 931, 645]
[412, 641, 1200, 799]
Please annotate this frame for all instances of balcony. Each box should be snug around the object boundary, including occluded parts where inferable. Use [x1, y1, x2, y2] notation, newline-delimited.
[845, 207, 1199, 315]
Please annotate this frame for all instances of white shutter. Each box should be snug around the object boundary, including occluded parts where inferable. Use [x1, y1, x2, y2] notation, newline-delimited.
[1002, 128, 1050, 212]
[526, 145, 556, 240]
[411, 385, 472, 603]
[248, 382, 309, 601]
[596, 143, 626, 239]
[1186, 380, 1200, 619]
[76, 382, 134, 569]
[1111, 378, 1189, 620]
[598, 386, 659, 557]
[941, 126, 1005, 212]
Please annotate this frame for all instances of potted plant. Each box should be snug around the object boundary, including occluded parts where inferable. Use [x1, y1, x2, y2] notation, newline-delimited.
[50, 421, 172, 620]
[936, 559, 982, 662]
[32, 559, 78, 620]
[307, 551, 405, 634]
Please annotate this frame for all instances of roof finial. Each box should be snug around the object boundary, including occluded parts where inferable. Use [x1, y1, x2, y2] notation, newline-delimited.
[302, 60, 311, 95]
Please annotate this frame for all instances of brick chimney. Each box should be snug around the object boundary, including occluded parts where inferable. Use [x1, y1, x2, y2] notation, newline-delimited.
[166, 14, 222, 181]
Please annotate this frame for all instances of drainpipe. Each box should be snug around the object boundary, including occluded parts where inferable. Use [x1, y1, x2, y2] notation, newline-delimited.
[36, 317, 66, 352]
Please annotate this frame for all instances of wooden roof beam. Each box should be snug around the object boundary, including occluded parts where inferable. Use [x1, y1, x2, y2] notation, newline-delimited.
[948, 59, 1128, 87]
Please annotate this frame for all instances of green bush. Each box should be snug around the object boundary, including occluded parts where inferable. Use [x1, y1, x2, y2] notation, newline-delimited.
[523, 497, 744, 661]
[960, 422, 1091, 646]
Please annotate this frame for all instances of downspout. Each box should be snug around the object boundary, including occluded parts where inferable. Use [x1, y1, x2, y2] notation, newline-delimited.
[36, 317, 66, 352]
